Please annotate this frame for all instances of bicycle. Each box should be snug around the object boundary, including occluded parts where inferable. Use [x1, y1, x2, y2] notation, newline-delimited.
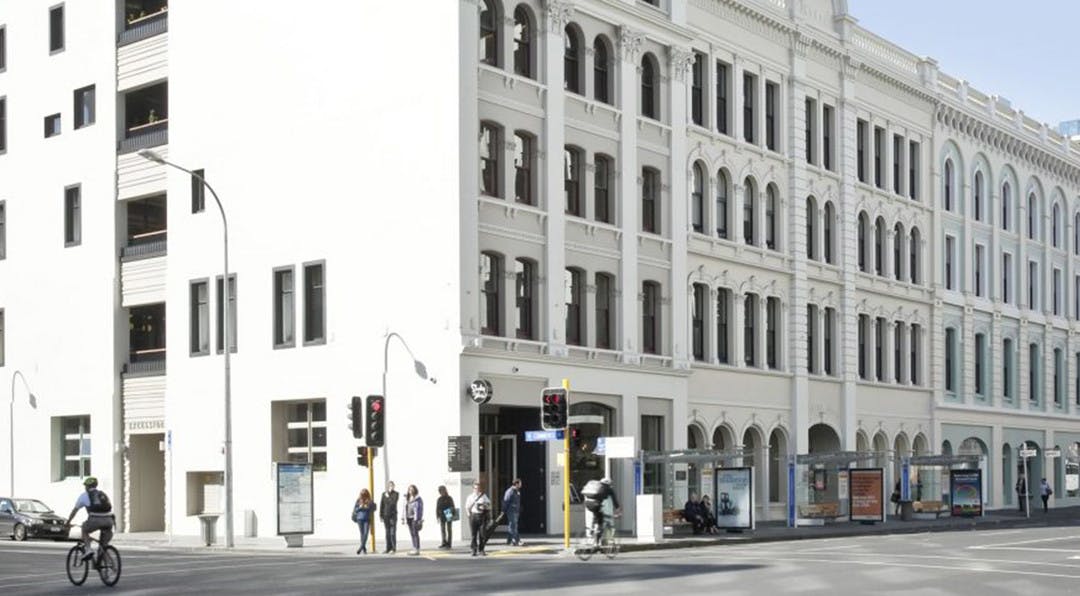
[575, 513, 620, 561]
[66, 534, 122, 587]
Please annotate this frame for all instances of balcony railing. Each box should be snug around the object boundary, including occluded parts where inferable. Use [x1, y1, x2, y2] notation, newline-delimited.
[121, 231, 167, 261]
[118, 120, 168, 154]
[122, 348, 166, 377]
[118, 8, 168, 47]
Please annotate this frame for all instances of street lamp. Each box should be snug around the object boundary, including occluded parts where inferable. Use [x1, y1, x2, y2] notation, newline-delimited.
[381, 332, 435, 486]
[10, 370, 37, 496]
[138, 149, 235, 547]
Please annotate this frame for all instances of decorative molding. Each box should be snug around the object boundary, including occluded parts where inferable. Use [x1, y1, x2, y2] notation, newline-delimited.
[618, 26, 644, 63]
[544, 0, 574, 34]
[668, 46, 695, 82]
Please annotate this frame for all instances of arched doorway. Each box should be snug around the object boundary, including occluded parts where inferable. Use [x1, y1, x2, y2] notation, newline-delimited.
[768, 427, 788, 503]
[893, 433, 910, 493]
[872, 431, 889, 469]
[941, 440, 953, 456]
[568, 402, 614, 501]
[687, 424, 706, 499]
[743, 426, 767, 512]
[809, 423, 841, 453]
[959, 437, 989, 509]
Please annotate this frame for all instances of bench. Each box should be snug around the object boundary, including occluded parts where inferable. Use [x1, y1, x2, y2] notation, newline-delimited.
[662, 508, 694, 535]
[912, 500, 948, 518]
[798, 502, 840, 519]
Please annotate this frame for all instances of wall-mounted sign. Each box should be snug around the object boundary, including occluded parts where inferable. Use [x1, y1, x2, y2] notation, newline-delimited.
[467, 379, 493, 405]
[849, 468, 884, 522]
[448, 436, 472, 472]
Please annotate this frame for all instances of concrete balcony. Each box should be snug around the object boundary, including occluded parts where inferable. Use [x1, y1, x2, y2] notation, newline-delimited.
[122, 255, 167, 307]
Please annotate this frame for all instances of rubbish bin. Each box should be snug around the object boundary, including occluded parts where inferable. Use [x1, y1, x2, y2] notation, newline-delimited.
[900, 501, 914, 522]
[198, 514, 220, 546]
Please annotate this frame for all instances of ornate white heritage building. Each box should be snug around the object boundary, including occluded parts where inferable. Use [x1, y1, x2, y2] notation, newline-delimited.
[1, 0, 1079, 541]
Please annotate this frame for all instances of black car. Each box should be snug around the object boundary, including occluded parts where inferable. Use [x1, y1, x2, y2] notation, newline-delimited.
[0, 497, 72, 541]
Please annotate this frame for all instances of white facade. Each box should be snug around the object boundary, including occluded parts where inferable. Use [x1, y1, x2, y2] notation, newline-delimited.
[2, 0, 1080, 541]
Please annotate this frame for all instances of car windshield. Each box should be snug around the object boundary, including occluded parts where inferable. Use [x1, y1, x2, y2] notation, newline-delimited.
[14, 499, 53, 514]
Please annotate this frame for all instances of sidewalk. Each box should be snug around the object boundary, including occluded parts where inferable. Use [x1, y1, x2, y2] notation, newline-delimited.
[110, 505, 1080, 557]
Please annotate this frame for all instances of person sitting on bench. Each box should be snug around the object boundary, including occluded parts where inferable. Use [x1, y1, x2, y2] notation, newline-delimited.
[682, 492, 706, 535]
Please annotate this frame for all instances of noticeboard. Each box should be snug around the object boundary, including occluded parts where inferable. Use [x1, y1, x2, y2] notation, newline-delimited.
[448, 435, 472, 473]
[276, 462, 314, 536]
[950, 469, 983, 517]
[848, 468, 884, 522]
[713, 467, 754, 530]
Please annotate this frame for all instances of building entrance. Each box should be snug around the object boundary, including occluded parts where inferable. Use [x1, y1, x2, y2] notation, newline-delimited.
[479, 406, 545, 534]
[128, 433, 165, 531]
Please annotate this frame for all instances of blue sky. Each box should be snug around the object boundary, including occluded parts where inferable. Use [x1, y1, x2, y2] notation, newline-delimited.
[847, 0, 1080, 127]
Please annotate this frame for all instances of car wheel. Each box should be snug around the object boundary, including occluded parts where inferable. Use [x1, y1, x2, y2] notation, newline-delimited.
[13, 524, 27, 541]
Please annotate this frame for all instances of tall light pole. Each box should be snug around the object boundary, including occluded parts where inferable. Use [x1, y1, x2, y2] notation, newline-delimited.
[138, 149, 234, 547]
[10, 370, 37, 496]
[381, 332, 435, 489]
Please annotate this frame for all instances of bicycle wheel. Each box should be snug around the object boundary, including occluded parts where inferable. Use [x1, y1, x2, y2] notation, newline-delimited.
[603, 530, 619, 560]
[66, 545, 89, 586]
[97, 545, 121, 586]
[575, 541, 594, 561]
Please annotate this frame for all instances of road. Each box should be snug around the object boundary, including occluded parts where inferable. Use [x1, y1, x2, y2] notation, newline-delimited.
[3, 527, 1080, 594]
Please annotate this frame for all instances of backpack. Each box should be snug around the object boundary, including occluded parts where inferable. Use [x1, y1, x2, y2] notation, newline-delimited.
[87, 489, 112, 514]
[581, 479, 604, 499]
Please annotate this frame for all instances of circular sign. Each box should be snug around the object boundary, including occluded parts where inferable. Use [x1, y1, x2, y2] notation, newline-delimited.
[468, 379, 493, 405]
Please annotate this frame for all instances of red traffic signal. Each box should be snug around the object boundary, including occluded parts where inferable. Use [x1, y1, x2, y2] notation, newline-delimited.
[541, 387, 568, 430]
[365, 395, 385, 447]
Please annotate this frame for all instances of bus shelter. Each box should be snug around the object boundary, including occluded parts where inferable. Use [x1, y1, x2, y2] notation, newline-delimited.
[637, 448, 758, 523]
[901, 454, 984, 518]
[788, 451, 888, 526]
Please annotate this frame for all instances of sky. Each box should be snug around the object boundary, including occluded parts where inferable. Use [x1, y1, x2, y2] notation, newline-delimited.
[847, 0, 1080, 128]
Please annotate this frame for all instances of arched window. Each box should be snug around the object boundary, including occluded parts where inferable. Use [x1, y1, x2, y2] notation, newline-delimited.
[512, 6, 533, 78]
[513, 131, 534, 205]
[479, 0, 500, 67]
[1028, 193, 1038, 240]
[479, 121, 502, 197]
[974, 170, 984, 221]
[715, 170, 729, 239]
[1002, 181, 1011, 231]
[593, 36, 611, 105]
[823, 202, 835, 264]
[944, 159, 954, 211]
[874, 217, 886, 276]
[640, 54, 658, 119]
[857, 211, 869, 272]
[806, 196, 818, 260]
[743, 177, 756, 246]
[691, 162, 705, 233]
[1074, 212, 1080, 256]
[564, 25, 582, 94]
[766, 185, 778, 250]
[911, 226, 920, 285]
[893, 222, 905, 281]
[909, 226, 921, 284]
[1053, 202, 1061, 248]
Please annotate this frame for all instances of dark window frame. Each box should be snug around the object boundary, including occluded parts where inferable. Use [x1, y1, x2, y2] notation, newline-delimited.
[514, 131, 534, 206]
[302, 260, 327, 346]
[273, 266, 296, 349]
[716, 61, 729, 135]
[593, 36, 611, 105]
[642, 167, 660, 234]
[479, 122, 501, 198]
[64, 184, 81, 247]
[191, 169, 206, 213]
[716, 287, 730, 364]
[480, 251, 502, 336]
[515, 258, 536, 340]
[595, 272, 614, 350]
[479, 0, 499, 67]
[44, 113, 61, 138]
[594, 155, 612, 224]
[691, 53, 705, 126]
[564, 24, 582, 94]
[49, 3, 65, 54]
[74, 85, 95, 129]
[565, 267, 584, 346]
[715, 170, 729, 239]
[215, 274, 238, 354]
[564, 146, 584, 217]
[512, 6, 533, 79]
[692, 283, 706, 361]
[190, 278, 210, 356]
[642, 281, 660, 355]
[641, 54, 658, 119]
[0, 200, 5, 260]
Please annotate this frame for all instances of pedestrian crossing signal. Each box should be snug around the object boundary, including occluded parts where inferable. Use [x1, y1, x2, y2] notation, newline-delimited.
[541, 387, 568, 430]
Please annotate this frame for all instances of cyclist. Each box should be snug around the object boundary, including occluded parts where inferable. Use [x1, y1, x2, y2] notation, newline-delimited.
[582, 477, 621, 540]
[66, 477, 114, 564]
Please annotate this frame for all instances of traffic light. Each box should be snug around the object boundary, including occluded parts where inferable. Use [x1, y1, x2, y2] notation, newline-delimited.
[541, 387, 568, 430]
[365, 395, 385, 447]
[356, 446, 368, 467]
[348, 396, 363, 439]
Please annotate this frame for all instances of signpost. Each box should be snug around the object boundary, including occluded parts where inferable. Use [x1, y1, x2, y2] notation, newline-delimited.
[276, 462, 314, 547]
[1020, 443, 1035, 519]
[525, 430, 564, 442]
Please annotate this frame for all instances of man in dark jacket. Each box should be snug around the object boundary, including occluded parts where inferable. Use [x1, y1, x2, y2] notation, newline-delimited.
[502, 479, 523, 546]
[380, 481, 399, 554]
[683, 492, 706, 535]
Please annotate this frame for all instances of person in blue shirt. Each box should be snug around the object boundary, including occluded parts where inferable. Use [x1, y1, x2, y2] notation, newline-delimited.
[502, 479, 523, 546]
[65, 477, 114, 564]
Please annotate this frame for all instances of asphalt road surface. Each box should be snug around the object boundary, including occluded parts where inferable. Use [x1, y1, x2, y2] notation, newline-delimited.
[3, 527, 1080, 594]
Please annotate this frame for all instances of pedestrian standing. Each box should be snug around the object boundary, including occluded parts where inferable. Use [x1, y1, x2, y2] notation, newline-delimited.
[404, 485, 424, 555]
[464, 482, 491, 557]
[436, 485, 455, 549]
[1015, 476, 1027, 513]
[352, 489, 376, 555]
[380, 481, 399, 554]
[502, 479, 523, 546]
[1040, 478, 1053, 513]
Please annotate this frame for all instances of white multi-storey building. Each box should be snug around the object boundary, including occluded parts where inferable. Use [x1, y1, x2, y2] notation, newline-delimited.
[2, 0, 1080, 541]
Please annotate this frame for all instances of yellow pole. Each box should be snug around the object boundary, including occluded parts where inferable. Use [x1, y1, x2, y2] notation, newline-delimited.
[562, 378, 570, 550]
[368, 447, 376, 553]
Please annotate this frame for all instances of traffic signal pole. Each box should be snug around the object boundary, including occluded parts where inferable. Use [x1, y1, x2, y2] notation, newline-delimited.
[562, 378, 570, 550]
[368, 447, 376, 552]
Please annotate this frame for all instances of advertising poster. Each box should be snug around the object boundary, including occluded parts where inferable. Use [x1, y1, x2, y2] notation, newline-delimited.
[276, 462, 314, 535]
[713, 467, 753, 530]
[950, 469, 983, 517]
[849, 468, 884, 522]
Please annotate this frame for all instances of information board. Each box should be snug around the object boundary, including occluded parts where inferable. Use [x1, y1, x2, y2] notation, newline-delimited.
[950, 469, 983, 517]
[713, 467, 754, 530]
[276, 462, 313, 535]
[849, 468, 884, 522]
[448, 435, 472, 472]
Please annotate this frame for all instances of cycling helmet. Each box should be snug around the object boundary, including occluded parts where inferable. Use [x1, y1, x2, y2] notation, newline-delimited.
[83, 476, 98, 488]
[601, 477, 612, 485]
